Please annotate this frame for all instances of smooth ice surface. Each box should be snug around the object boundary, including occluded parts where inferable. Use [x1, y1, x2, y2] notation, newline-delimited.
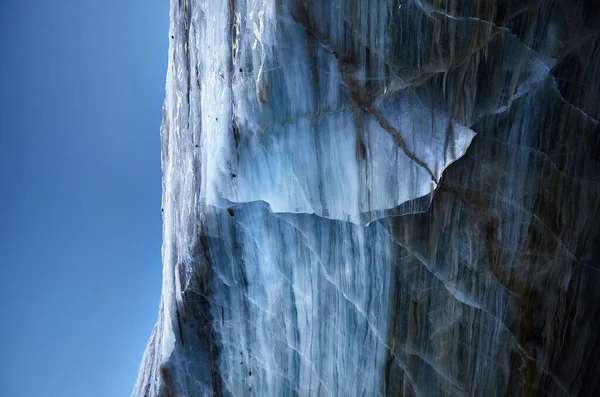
[135, 1, 600, 396]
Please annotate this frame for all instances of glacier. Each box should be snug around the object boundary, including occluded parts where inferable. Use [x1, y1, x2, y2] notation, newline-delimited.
[134, 0, 600, 396]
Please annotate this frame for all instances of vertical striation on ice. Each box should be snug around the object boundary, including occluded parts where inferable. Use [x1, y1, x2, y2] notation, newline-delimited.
[134, 1, 600, 396]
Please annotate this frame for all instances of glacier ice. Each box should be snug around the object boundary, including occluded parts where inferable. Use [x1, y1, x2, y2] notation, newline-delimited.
[134, 0, 600, 396]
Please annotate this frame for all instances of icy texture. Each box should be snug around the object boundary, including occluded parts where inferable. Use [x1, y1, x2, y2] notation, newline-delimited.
[134, 0, 600, 396]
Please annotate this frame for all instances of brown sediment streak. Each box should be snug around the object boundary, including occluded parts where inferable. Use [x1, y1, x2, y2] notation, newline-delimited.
[288, 2, 439, 184]
[229, 0, 240, 163]
[361, 102, 438, 183]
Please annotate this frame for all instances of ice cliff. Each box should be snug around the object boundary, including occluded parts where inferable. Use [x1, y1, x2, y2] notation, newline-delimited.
[134, 0, 600, 396]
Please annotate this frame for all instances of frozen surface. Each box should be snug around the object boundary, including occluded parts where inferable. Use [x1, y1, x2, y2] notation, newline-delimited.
[134, 1, 600, 396]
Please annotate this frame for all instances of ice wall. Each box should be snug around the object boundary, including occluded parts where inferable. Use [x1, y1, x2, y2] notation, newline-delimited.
[134, 1, 600, 396]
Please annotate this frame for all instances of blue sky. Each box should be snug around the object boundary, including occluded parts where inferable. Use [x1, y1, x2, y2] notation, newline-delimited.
[0, 0, 168, 395]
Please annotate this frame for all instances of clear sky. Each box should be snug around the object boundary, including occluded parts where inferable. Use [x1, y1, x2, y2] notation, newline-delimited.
[0, 0, 168, 396]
